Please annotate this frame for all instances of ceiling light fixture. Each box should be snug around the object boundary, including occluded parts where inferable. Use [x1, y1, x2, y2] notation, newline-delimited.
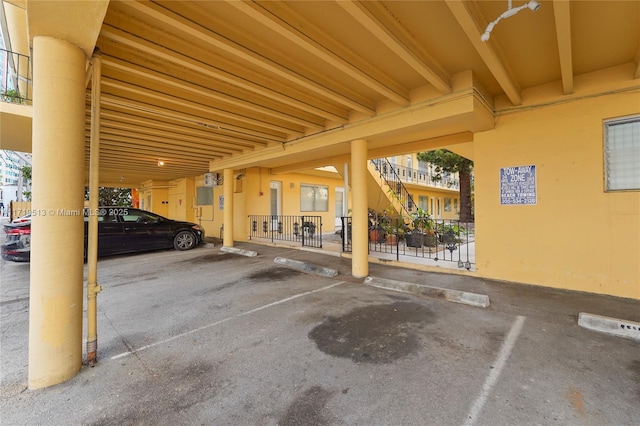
[158, 160, 165, 166]
[481, 0, 541, 42]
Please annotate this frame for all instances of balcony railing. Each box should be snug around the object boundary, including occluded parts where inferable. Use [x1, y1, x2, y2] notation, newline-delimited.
[372, 159, 460, 190]
[1, 49, 32, 104]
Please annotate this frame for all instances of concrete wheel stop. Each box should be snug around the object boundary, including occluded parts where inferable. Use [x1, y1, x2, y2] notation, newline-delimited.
[364, 276, 490, 308]
[273, 257, 339, 277]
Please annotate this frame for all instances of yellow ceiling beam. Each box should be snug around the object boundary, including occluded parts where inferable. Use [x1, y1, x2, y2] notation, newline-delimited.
[210, 89, 482, 171]
[99, 25, 348, 124]
[337, 1, 451, 94]
[368, 132, 473, 159]
[269, 132, 472, 175]
[98, 94, 282, 143]
[101, 78, 303, 137]
[553, 0, 574, 94]
[227, 0, 409, 106]
[101, 56, 325, 131]
[271, 155, 351, 175]
[26, 0, 108, 57]
[121, 0, 374, 117]
[96, 109, 266, 150]
[94, 131, 232, 158]
[445, 0, 522, 106]
[96, 119, 243, 154]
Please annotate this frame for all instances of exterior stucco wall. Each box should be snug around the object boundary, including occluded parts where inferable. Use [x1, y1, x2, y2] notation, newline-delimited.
[474, 92, 639, 299]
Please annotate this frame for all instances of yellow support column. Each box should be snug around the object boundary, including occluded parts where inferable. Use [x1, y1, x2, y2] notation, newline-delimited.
[28, 36, 87, 389]
[223, 168, 234, 247]
[351, 139, 369, 278]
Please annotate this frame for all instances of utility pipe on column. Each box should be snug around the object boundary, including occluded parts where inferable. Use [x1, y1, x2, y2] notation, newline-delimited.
[343, 163, 349, 242]
[86, 51, 103, 365]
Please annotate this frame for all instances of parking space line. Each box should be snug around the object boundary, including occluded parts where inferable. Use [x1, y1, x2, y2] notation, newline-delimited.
[110, 280, 346, 360]
[463, 315, 526, 426]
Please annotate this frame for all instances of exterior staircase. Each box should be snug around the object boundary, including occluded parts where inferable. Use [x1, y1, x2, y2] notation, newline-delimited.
[367, 158, 416, 218]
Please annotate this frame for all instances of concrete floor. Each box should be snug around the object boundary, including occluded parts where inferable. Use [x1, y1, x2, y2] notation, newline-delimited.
[1, 240, 639, 425]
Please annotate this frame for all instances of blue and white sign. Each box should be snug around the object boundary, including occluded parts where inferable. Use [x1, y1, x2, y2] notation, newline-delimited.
[500, 165, 537, 205]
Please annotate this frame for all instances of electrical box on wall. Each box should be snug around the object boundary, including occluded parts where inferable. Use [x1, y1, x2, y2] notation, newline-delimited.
[204, 172, 219, 187]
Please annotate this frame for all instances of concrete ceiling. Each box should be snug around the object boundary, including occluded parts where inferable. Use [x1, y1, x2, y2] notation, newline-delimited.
[9, 1, 640, 185]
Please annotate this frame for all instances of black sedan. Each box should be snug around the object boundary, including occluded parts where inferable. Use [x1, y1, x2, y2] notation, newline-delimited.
[1, 207, 205, 262]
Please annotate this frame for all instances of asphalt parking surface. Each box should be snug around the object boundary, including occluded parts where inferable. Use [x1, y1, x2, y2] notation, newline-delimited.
[1, 241, 639, 425]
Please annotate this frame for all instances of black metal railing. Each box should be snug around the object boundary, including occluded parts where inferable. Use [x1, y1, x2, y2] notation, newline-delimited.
[371, 158, 416, 216]
[372, 159, 460, 190]
[340, 215, 474, 269]
[1, 49, 32, 104]
[341, 216, 352, 252]
[248, 215, 322, 248]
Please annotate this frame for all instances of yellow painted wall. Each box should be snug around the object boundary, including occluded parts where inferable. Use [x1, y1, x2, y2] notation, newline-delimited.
[404, 184, 460, 221]
[268, 171, 345, 234]
[168, 178, 195, 222]
[202, 167, 351, 241]
[474, 91, 639, 299]
[138, 180, 169, 218]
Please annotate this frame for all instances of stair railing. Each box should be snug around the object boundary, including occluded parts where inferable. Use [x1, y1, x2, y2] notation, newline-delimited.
[371, 158, 416, 217]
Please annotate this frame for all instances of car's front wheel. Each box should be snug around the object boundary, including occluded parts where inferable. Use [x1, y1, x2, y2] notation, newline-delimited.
[173, 231, 197, 251]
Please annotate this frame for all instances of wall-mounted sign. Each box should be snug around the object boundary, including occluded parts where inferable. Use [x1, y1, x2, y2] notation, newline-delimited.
[500, 165, 537, 205]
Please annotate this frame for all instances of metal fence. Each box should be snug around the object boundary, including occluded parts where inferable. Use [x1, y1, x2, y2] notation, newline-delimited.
[1, 49, 32, 104]
[248, 215, 323, 248]
[342, 215, 475, 270]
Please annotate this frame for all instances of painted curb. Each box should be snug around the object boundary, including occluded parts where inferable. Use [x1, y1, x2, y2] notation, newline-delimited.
[220, 246, 258, 257]
[364, 276, 490, 308]
[273, 257, 339, 277]
[578, 313, 640, 341]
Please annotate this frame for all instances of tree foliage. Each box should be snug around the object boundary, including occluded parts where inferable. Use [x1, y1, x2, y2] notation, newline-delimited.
[20, 165, 32, 201]
[417, 149, 473, 177]
[417, 149, 474, 222]
[84, 187, 132, 207]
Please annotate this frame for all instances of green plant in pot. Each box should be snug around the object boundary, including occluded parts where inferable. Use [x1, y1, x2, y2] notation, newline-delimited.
[407, 208, 435, 247]
[2, 89, 24, 104]
[381, 220, 398, 245]
[368, 210, 385, 243]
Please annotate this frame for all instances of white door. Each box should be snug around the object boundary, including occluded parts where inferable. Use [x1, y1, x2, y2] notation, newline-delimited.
[335, 187, 344, 231]
[270, 181, 281, 230]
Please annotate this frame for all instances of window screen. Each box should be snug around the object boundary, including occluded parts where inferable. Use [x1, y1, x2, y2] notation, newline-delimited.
[605, 116, 640, 191]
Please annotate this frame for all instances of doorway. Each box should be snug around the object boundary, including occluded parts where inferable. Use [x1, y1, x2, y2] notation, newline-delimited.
[270, 181, 281, 230]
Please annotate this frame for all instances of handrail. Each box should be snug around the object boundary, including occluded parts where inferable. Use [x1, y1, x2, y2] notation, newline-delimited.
[387, 161, 460, 190]
[372, 158, 416, 217]
[1, 48, 32, 104]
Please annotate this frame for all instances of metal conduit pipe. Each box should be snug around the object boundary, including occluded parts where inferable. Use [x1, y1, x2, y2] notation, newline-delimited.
[86, 50, 103, 365]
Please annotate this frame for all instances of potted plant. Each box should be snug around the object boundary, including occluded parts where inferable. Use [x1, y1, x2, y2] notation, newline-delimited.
[2, 89, 24, 104]
[382, 221, 398, 245]
[406, 208, 436, 247]
[368, 210, 385, 243]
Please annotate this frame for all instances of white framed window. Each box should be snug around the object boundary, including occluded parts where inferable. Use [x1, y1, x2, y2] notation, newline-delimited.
[418, 195, 428, 211]
[604, 115, 640, 191]
[300, 184, 328, 212]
